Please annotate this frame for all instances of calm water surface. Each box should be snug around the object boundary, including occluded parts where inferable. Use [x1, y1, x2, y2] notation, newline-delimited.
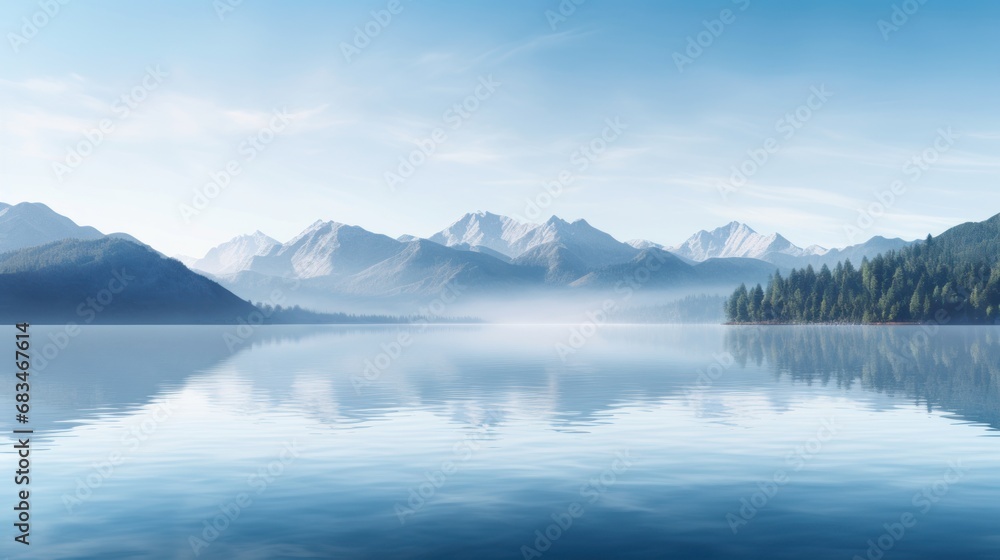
[3, 325, 999, 559]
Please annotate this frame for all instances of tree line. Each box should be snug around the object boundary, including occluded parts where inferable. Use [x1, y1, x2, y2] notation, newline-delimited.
[725, 233, 1000, 324]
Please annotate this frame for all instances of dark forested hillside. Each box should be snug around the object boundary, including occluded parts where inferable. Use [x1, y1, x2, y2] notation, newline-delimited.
[725, 213, 1000, 324]
[0, 238, 258, 324]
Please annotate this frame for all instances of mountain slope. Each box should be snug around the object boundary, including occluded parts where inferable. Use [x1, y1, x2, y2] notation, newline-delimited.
[626, 239, 664, 250]
[332, 239, 539, 296]
[248, 220, 406, 279]
[0, 202, 104, 254]
[671, 222, 813, 262]
[767, 236, 916, 268]
[922, 212, 1000, 264]
[431, 213, 639, 271]
[511, 242, 592, 284]
[570, 249, 699, 289]
[833, 236, 914, 263]
[191, 231, 280, 275]
[692, 257, 778, 287]
[507, 217, 638, 269]
[0, 239, 257, 324]
[429, 212, 538, 257]
[448, 242, 513, 263]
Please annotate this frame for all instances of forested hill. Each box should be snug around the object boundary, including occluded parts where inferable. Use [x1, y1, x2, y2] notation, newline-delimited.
[724, 213, 1000, 324]
[0, 238, 258, 324]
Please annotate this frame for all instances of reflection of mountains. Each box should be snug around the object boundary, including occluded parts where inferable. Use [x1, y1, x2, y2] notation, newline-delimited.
[40, 325, 1000, 437]
[724, 326, 1000, 430]
[29, 325, 354, 433]
[33, 325, 722, 434]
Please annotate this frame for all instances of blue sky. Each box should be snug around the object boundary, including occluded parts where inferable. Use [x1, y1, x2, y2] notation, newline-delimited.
[2, 0, 999, 257]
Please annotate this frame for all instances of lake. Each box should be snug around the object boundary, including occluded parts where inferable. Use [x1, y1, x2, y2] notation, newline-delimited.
[4, 324, 999, 559]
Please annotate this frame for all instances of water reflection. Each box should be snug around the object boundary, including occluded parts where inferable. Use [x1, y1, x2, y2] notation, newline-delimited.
[29, 325, 1000, 436]
[724, 326, 1000, 430]
[6, 325, 1000, 559]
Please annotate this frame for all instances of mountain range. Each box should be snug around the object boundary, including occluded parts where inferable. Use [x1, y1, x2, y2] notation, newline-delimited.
[179, 211, 919, 306]
[0, 203, 937, 322]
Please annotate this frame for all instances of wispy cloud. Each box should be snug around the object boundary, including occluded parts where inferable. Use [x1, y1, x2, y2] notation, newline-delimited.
[470, 28, 594, 67]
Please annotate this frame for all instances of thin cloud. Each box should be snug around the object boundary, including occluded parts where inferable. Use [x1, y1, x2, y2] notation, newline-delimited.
[465, 28, 595, 70]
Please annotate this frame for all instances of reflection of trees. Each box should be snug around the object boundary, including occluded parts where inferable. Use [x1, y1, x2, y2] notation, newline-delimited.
[725, 326, 1000, 429]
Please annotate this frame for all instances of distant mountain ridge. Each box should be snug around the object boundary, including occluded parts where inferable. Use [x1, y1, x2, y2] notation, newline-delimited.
[0, 202, 104, 253]
[428, 211, 537, 257]
[765, 235, 915, 268]
[0, 201, 933, 308]
[248, 220, 405, 279]
[429, 212, 639, 267]
[191, 231, 279, 275]
[184, 211, 931, 299]
[195, 214, 789, 299]
[668, 221, 916, 268]
[0, 202, 144, 254]
[670, 221, 818, 261]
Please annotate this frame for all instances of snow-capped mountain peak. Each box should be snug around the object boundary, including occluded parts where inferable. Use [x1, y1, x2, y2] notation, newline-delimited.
[670, 222, 810, 262]
[429, 212, 538, 257]
[252, 220, 406, 279]
[429, 212, 639, 268]
[804, 244, 830, 256]
[626, 239, 664, 250]
[508, 215, 638, 268]
[191, 231, 280, 276]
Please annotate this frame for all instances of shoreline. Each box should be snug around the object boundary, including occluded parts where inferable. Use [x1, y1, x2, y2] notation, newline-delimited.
[723, 321, 999, 326]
